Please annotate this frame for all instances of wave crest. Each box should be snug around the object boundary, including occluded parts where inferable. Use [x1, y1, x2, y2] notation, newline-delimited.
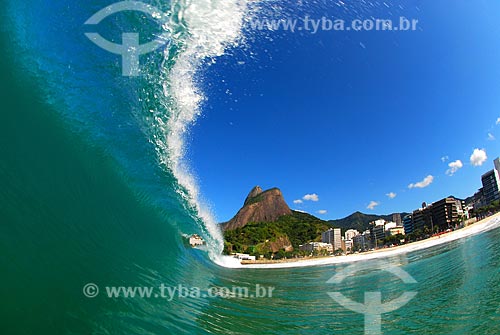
[153, 0, 257, 259]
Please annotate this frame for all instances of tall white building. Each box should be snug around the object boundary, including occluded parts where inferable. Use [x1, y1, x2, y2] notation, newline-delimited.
[344, 239, 353, 252]
[333, 228, 342, 251]
[345, 229, 360, 241]
[322, 228, 342, 250]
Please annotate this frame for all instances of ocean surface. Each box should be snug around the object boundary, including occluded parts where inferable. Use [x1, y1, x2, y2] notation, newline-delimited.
[1, 1, 500, 334]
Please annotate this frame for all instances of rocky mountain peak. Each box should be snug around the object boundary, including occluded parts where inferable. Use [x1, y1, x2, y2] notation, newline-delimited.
[222, 186, 292, 231]
[244, 186, 263, 206]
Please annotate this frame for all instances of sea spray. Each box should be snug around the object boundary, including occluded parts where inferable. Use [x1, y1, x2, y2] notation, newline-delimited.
[149, 0, 258, 260]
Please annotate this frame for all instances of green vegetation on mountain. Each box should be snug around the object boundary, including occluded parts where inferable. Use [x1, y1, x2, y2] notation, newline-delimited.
[223, 210, 332, 257]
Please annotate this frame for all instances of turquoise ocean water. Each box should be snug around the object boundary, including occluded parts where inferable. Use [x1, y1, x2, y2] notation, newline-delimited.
[1, 1, 500, 334]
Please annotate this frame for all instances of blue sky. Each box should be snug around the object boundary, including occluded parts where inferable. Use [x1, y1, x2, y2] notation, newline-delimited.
[188, 0, 500, 222]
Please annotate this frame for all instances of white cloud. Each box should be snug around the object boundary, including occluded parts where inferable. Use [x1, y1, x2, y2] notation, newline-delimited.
[303, 193, 319, 202]
[293, 199, 303, 204]
[488, 133, 496, 141]
[441, 156, 449, 162]
[470, 148, 488, 167]
[496, 117, 500, 125]
[293, 209, 307, 213]
[367, 201, 380, 210]
[386, 192, 397, 199]
[408, 175, 434, 189]
[446, 160, 463, 176]
[317, 210, 327, 215]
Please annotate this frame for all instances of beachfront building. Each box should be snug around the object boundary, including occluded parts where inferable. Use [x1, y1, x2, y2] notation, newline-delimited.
[463, 205, 472, 220]
[370, 220, 386, 247]
[343, 229, 359, 253]
[321, 228, 334, 244]
[333, 228, 342, 251]
[410, 197, 465, 233]
[472, 158, 500, 210]
[403, 214, 413, 235]
[481, 169, 500, 205]
[299, 242, 333, 253]
[323, 228, 342, 251]
[475, 157, 500, 207]
[353, 233, 369, 251]
[431, 197, 464, 230]
[412, 206, 433, 232]
[344, 239, 353, 252]
[389, 226, 405, 236]
[189, 234, 204, 247]
[384, 221, 397, 233]
[345, 229, 360, 241]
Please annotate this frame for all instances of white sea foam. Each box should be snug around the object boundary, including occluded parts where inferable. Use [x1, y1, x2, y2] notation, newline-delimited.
[213, 255, 244, 268]
[157, 0, 257, 259]
[225, 215, 500, 269]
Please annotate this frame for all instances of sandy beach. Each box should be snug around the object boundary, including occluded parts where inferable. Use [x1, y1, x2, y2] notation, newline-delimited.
[216, 212, 500, 269]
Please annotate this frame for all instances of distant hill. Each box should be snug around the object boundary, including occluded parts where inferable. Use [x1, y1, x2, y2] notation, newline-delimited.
[328, 211, 410, 232]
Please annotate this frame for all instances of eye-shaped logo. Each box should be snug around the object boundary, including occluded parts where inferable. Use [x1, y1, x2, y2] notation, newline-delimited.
[327, 260, 418, 335]
[84, 1, 169, 76]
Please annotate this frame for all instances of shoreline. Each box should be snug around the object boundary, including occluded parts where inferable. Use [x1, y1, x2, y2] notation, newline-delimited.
[216, 212, 500, 269]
